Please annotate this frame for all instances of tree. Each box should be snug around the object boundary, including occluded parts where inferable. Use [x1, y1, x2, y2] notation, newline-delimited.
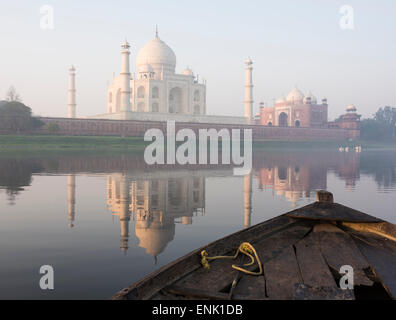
[46, 123, 60, 134]
[361, 106, 396, 141]
[5, 86, 22, 102]
[0, 158, 43, 205]
[0, 101, 41, 133]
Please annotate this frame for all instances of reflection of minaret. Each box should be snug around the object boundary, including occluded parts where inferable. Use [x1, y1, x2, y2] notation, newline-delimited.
[67, 175, 76, 228]
[119, 175, 131, 254]
[243, 172, 252, 229]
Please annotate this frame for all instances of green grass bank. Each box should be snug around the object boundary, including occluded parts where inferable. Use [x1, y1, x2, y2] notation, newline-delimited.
[1, 134, 396, 153]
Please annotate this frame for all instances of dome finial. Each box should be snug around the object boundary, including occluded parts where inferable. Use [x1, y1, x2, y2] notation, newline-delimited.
[121, 38, 130, 50]
[155, 25, 158, 38]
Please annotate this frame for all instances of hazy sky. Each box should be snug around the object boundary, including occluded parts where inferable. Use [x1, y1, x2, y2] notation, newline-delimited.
[0, 0, 395, 119]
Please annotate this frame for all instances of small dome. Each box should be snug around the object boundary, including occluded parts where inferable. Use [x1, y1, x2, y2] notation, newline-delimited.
[304, 91, 317, 104]
[286, 87, 304, 102]
[139, 64, 154, 73]
[137, 36, 176, 74]
[347, 104, 357, 112]
[182, 68, 193, 76]
[275, 96, 285, 104]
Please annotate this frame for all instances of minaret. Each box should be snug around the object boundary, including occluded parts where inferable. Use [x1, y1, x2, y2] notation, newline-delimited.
[67, 175, 76, 228]
[120, 40, 131, 112]
[68, 65, 76, 118]
[244, 58, 253, 124]
[243, 172, 252, 229]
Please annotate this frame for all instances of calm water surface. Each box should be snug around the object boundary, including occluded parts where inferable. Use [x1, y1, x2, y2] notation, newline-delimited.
[0, 150, 395, 299]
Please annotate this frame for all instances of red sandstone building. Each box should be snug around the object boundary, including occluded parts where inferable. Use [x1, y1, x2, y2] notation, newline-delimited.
[257, 87, 328, 128]
[255, 86, 361, 139]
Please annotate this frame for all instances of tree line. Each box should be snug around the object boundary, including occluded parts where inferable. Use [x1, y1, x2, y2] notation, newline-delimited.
[360, 106, 396, 141]
[0, 86, 44, 133]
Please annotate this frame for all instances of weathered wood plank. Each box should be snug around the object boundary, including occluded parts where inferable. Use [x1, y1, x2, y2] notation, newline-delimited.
[314, 224, 373, 286]
[343, 222, 396, 242]
[175, 219, 306, 293]
[163, 285, 261, 300]
[349, 231, 396, 256]
[294, 284, 355, 300]
[294, 233, 336, 288]
[264, 246, 302, 300]
[253, 224, 312, 262]
[230, 225, 311, 299]
[177, 257, 242, 292]
[287, 202, 383, 223]
[231, 274, 267, 299]
[351, 233, 396, 299]
[112, 214, 296, 300]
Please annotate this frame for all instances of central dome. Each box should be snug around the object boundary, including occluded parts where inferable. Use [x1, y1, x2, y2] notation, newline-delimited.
[136, 36, 176, 75]
[286, 87, 304, 103]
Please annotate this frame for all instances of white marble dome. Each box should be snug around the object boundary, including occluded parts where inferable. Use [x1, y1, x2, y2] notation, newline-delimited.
[137, 36, 176, 74]
[182, 68, 193, 76]
[304, 91, 317, 104]
[347, 104, 357, 112]
[286, 87, 304, 102]
[139, 64, 154, 73]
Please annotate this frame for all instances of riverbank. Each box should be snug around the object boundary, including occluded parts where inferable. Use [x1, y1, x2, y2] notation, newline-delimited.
[0, 135, 148, 152]
[1, 134, 396, 152]
[252, 140, 396, 150]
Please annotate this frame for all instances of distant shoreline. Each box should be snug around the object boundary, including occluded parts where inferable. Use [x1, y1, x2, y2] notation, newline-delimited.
[0, 134, 396, 152]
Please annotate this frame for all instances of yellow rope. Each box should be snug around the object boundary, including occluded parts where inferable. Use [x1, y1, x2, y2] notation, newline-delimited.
[200, 242, 263, 276]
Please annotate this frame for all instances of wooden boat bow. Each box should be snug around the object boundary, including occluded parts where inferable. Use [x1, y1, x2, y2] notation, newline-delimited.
[112, 191, 396, 300]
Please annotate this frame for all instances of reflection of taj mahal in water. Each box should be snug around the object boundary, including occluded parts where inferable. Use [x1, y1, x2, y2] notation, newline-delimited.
[64, 152, 361, 259]
[106, 174, 205, 257]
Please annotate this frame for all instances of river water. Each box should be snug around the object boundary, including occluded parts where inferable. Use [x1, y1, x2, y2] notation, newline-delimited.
[0, 150, 395, 299]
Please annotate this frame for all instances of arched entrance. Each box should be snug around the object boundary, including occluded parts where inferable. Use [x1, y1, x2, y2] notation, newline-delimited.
[169, 87, 183, 113]
[279, 112, 288, 127]
[278, 167, 287, 180]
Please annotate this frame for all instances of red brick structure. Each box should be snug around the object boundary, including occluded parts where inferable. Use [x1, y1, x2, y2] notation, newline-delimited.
[327, 104, 361, 140]
[256, 88, 328, 128]
[34, 116, 357, 141]
[253, 87, 361, 140]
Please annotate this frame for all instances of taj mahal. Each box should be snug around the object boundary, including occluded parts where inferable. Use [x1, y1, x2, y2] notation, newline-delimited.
[106, 30, 206, 117]
[78, 30, 249, 125]
[65, 29, 360, 137]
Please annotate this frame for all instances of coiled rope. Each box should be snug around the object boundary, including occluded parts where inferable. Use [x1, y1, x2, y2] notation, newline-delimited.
[200, 242, 263, 276]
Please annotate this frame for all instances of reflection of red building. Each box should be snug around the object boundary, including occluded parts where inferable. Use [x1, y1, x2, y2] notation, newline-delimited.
[254, 164, 327, 206]
[333, 152, 361, 190]
[252, 151, 361, 205]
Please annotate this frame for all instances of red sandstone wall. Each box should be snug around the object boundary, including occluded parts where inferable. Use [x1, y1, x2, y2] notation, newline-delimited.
[30, 117, 355, 141]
